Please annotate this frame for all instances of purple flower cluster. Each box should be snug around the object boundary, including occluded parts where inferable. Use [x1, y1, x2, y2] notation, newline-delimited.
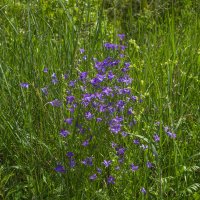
[164, 126, 176, 138]
[33, 34, 177, 193]
[52, 73, 58, 85]
[54, 164, 66, 173]
[104, 43, 126, 51]
[118, 33, 125, 40]
[20, 83, 29, 88]
[60, 129, 70, 137]
[107, 175, 115, 184]
[102, 160, 112, 168]
[82, 157, 93, 166]
[130, 163, 139, 172]
[49, 99, 62, 107]
[109, 116, 123, 134]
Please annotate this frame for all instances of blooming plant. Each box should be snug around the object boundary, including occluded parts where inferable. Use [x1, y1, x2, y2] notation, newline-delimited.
[20, 35, 177, 197]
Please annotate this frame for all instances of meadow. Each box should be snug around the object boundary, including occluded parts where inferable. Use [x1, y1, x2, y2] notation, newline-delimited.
[0, 0, 200, 199]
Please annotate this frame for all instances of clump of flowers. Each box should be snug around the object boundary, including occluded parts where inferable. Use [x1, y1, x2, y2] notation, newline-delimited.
[22, 34, 177, 195]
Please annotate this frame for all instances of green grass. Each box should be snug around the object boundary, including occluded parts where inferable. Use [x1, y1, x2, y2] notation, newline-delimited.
[0, 0, 200, 199]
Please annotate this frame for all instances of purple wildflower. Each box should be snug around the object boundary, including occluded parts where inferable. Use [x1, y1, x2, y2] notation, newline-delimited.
[43, 68, 48, 73]
[69, 107, 75, 113]
[122, 67, 129, 73]
[83, 55, 87, 60]
[120, 45, 127, 51]
[69, 80, 76, 87]
[121, 131, 128, 137]
[153, 134, 160, 142]
[128, 107, 133, 115]
[124, 62, 131, 67]
[80, 48, 85, 54]
[82, 139, 89, 147]
[94, 61, 106, 73]
[107, 175, 115, 184]
[118, 33, 125, 40]
[85, 112, 93, 120]
[82, 94, 94, 107]
[109, 116, 123, 134]
[116, 147, 126, 157]
[20, 83, 29, 88]
[155, 121, 160, 126]
[90, 77, 100, 86]
[102, 160, 112, 168]
[66, 96, 75, 104]
[164, 126, 169, 132]
[167, 131, 176, 138]
[69, 158, 76, 168]
[51, 73, 58, 84]
[64, 74, 68, 80]
[49, 99, 62, 107]
[102, 87, 113, 96]
[141, 187, 146, 194]
[41, 87, 48, 95]
[110, 59, 120, 66]
[96, 118, 102, 122]
[133, 139, 140, 145]
[99, 104, 107, 113]
[95, 92, 104, 100]
[80, 72, 88, 82]
[109, 123, 121, 134]
[96, 74, 106, 82]
[66, 152, 74, 158]
[104, 43, 119, 50]
[108, 106, 115, 113]
[122, 62, 130, 72]
[92, 101, 99, 108]
[64, 118, 73, 125]
[82, 157, 93, 166]
[164, 126, 176, 138]
[118, 75, 132, 85]
[54, 164, 66, 173]
[97, 168, 102, 174]
[111, 142, 117, 149]
[60, 129, 70, 137]
[118, 88, 131, 95]
[89, 174, 97, 181]
[108, 71, 115, 80]
[131, 96, 137, 101]
[130, 164, 139, 172]
[147, 161, 153, 168]
[116, 100, 125, 110]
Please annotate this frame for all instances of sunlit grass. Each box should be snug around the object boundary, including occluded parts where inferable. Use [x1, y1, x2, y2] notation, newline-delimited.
[0, 1, 200, 199]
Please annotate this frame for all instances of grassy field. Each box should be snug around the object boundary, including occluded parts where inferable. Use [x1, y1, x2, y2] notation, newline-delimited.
[0, 0, 200, 199]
